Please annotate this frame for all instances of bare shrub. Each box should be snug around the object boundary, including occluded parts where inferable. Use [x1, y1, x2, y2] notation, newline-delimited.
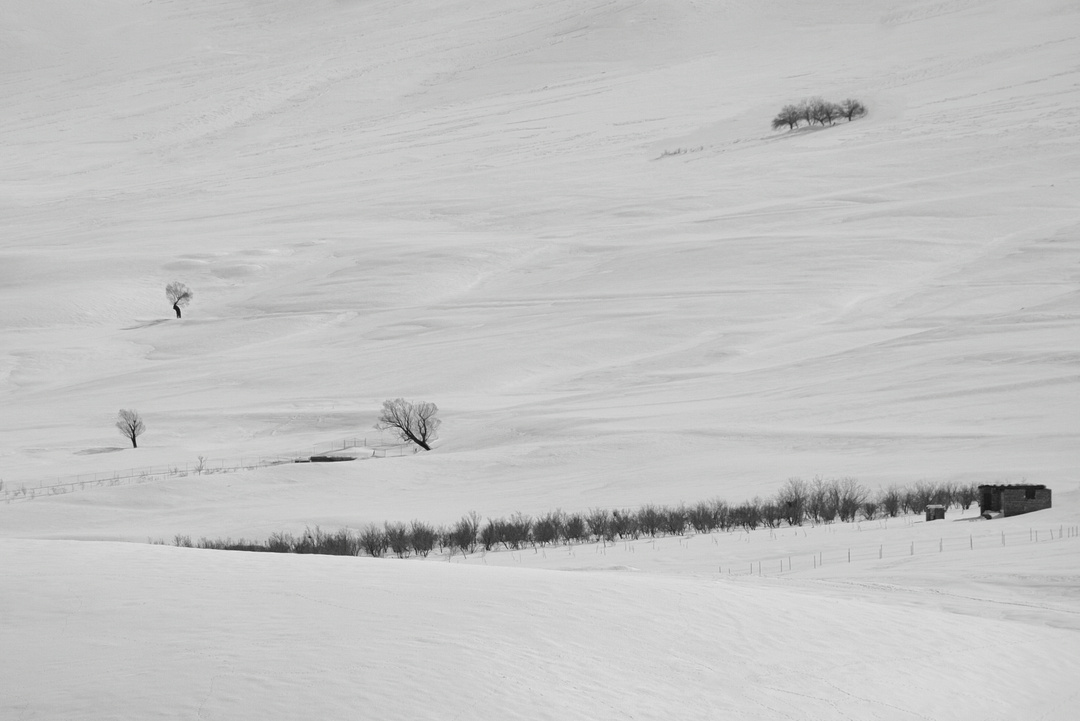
[533, 510, 564, 546]
[196, 537, 266, 552]
[956, 482, 980, 510]
[807, 477, 837, 524]
[905, 481, 938, 514]
[731, 500, 762, 531]
[687, 501, 718, 533]
[449, 512, 480, 555]
[937, 481, 958, 509]
[480, 519, 500, 551]
[879, 485, 902, 517]
[776, 477, 808, 526]
[358, 525, 388, 557]
[293, 527, 359, 556]
[611, 509, 640, 539]
[637, 505, 664, 537]
[759, 498, 783, 529]
[504, 513, 533, 549]
[660, 505, 687, 536]
[266, 532, 295, 553]
[712, 499, 732, 531]
[563, 513, 588, 544]
[860, 500, 879, 520]
[384, 522, 411, 558]
[587, 508, 612, 541]
[836, 477, 868, 522]
[409, 521, 438, 557]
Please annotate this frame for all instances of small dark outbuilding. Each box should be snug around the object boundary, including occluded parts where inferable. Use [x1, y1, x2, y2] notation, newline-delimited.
[925, 504, 946, 521]
[978, 484, 1051, 517]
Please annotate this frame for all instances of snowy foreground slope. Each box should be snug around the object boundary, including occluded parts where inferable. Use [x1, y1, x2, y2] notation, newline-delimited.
[2, 0, 1080, 718]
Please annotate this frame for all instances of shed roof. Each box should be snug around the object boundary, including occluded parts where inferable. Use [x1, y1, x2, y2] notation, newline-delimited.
[977, 484, 1047, 490]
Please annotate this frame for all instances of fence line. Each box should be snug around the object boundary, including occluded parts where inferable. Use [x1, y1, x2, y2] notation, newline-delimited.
[0, 436, 414, 503]
[719, 524, 1080, 577]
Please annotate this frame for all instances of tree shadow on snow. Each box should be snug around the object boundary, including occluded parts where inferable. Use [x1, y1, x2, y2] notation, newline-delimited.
[74, 447, 126, 455]
[121, 319, 170, 330]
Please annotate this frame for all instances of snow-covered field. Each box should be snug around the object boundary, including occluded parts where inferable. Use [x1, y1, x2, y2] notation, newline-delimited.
[2, 0, 1078, 718]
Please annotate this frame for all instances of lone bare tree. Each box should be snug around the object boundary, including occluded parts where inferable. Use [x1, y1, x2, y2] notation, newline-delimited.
[374, 398, 440, 450]
[166, 281, 194, 319]
[116, 409, 145, 448]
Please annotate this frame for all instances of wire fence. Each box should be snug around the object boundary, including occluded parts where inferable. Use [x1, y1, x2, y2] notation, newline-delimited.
[722, 524, 1080, 577]
[0, 436, 415, 504]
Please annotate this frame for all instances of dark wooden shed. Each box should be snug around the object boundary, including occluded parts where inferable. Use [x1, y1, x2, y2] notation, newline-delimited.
[978, 484, 1051, 517]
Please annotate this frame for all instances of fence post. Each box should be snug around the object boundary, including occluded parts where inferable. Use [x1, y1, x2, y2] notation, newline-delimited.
[910, 542, 914, 556]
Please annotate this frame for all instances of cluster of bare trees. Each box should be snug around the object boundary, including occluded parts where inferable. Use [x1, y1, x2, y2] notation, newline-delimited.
[776, 477, 979, 525]
[179, 478, 984, 558]
[772, 97, 866, 131]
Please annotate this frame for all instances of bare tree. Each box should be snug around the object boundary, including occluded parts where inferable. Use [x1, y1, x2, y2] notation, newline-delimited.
[878, 485, 902, 517]
[374, 398, 440, 450]
[839, 98, 867, 121]
[956, 482, 980, 510]
[166, 281, 194, 319]
[807, 476, 837, 524]
[797, 100, 814, 127]
[771, 104, 803, 131]
[776, 477, 809, 526]
[115, 409, 145, 448]
[835, 477, 868, 522]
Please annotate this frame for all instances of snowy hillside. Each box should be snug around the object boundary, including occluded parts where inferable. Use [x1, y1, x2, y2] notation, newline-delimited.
[1, 0, 1078, 718]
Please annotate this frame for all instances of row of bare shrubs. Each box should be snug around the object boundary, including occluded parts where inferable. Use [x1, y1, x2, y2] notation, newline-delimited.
[772, 97, 867, 130]
[172, 478, 981, 559]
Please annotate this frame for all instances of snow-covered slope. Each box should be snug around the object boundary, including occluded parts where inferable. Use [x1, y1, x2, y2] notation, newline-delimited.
[2, 0, 1078, 718]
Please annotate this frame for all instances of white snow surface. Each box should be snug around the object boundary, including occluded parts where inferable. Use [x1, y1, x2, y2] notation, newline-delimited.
[2, 0, 1079, 718]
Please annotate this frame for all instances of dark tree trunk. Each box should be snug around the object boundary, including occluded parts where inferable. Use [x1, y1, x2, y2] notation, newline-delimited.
[404, 430, 431, 451]
[131, 435, 138, 448]
[173, 303, 182, 318]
